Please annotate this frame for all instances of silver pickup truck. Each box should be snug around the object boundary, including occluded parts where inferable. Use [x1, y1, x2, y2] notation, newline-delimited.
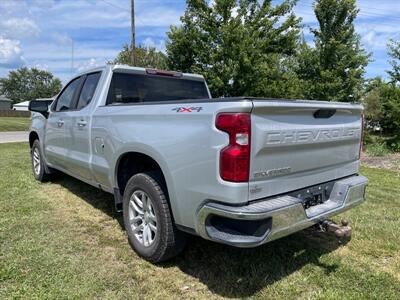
[29, 65, 368, 262]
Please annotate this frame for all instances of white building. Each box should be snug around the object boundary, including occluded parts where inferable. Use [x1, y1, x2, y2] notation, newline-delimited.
[13, 98, 54, 111]
[13, 101, 30, 111]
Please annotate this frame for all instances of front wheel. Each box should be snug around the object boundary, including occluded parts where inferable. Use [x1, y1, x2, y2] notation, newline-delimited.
[123, 172, 187, 263]
[31, 140, 52, 182]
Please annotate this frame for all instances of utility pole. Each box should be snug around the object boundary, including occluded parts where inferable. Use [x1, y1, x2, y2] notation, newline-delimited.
[71, 40, 74, 75]
[130, 0, 135, 66]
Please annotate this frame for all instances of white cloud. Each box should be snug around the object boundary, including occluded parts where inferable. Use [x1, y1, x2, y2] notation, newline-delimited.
[0, 1, 27, 15]
[357, 0, 400, 20]
[49, 10, 130, 29]
[357, 21, 400, 52]
[76, 58, 103, 72]
[0, 37, 25, 68]
[136, 9, 182, 27]
[33, 63, 49, 71]
[0, 18, 40, 39]
[25, 42, 119, 61]
[143, 38, 156, 48]
[142, 37, 166, 53]
[51, 33, 73, 46]
[361, 31, 377, 48]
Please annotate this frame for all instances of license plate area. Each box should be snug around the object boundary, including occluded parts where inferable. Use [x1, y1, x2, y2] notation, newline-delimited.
[289, 181, 336, 209]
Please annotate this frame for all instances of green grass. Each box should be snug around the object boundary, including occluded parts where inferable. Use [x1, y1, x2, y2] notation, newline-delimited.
[1, 143, 399, 299]
[0, 117, 30, 132]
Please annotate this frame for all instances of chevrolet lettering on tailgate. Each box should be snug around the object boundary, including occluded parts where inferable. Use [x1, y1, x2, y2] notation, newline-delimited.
[265, 127, 360, 145]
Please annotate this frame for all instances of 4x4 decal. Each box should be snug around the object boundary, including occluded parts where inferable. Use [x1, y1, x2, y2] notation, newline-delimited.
[172, 107, 203, 113]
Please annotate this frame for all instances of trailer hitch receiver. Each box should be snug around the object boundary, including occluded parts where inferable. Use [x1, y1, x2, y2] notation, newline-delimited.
[320, 219, 352, 243]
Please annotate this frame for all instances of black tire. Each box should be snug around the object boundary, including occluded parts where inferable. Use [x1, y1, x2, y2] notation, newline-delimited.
[31, 139, 52, 182]
[123, 172, 187, 263]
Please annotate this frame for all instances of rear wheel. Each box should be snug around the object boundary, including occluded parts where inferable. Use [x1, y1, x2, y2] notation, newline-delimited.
[123, 172, 187, 263]
[31, 140, 52, 182]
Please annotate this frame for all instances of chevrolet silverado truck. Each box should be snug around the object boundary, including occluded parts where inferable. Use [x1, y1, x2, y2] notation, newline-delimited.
[28, 65, 368, 263]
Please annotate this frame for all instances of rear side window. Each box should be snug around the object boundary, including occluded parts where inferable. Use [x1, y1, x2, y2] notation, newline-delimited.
[55, 77, 81, 111]
[106, 73, 209, 105]
[77, 72, 101, 109]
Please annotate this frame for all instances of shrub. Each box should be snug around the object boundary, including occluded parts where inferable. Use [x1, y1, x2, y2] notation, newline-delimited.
[388, 139, 400, 152]
[366, 142, 390, 156]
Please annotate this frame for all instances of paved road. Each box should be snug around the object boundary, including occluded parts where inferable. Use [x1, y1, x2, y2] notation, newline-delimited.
[0, 131, 29, 144]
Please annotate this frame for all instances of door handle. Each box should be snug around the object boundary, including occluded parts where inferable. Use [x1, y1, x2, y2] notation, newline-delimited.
[77, 120, 87, 127]
[57, 119, 64, 127]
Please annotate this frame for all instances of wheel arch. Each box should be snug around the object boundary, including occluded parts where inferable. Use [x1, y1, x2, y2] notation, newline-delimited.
[29, 131, 40, 148]
[114, 151, 179, 222]
[115, 152, 167, 193]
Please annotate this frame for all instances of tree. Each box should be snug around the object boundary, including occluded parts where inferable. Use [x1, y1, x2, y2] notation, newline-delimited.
[0, 67, 62, 104]
[362, 77, 385, 129]
[166, 0, 303, 98]
[387, 39, 400, 85]
[383, 41, 400, 147]
[112, 44, 168, 69]
[298, 0, 369, 102]
[362, 76, 400, 150]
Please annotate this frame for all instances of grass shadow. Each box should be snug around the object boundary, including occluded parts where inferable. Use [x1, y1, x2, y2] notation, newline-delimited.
[51, 174, 124, 228]
[51, 173, 347, 298]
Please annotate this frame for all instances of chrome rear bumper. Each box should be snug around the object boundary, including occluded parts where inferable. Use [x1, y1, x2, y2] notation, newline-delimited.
[196, 175, 368, 247]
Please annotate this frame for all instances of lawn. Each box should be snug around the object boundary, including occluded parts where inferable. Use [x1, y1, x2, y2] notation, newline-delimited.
[0, 117, 30, 132]
[0, 143, 399, 299]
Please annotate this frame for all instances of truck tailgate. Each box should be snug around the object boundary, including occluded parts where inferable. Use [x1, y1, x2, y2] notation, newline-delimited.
[249, 100, 363, 201]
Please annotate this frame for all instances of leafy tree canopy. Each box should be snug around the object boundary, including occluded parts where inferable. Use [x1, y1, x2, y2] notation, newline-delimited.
[166, 0, 302, 98]
[387, 39, 400, 85]
[0, 67, 62, 104]
[362, 75, 400, 146]
[297, 0, 369, 102]
[363, 77, 386, 126]
[112, 44, 168, 70]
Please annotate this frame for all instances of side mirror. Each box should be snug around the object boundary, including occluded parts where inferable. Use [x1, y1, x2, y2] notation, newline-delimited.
[29, 100, 49, 115]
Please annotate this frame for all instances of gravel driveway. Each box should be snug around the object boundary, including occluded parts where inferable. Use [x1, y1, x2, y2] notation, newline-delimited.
[0, 131, 29, 144]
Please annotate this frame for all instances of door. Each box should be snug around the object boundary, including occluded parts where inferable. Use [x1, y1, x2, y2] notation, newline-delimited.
[63, 72, 101, 181]
[45, 76, 82, 168]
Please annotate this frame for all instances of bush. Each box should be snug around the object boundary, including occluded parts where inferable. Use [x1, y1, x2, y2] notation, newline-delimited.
[363, 131, 374, 145]
[388, 139, 400, 152]
[366, 142, 390, 156]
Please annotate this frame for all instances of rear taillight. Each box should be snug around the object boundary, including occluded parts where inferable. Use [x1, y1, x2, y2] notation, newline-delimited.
[216, 113, 251, 182]
[359, 113, 364, 159]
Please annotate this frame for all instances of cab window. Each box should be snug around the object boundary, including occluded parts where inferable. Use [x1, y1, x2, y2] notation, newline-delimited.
[55, 77, 81, 112]
[77, 72, 101, 110]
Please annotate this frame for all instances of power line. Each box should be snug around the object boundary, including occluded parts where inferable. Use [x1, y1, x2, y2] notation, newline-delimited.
[99, 0, 126, 10]
[98, 0, 147, 26]
[98, 0, 400, 31]
[296, 2, 400, 22]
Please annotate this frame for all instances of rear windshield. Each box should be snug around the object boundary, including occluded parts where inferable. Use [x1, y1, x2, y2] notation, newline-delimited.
[106, 72, 209, 104]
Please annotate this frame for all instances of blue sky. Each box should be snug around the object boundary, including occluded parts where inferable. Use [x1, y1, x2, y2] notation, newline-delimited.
[0, 0, 399, 83]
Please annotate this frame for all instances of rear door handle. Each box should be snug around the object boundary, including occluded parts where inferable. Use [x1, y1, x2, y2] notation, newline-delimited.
[57, 119, 64, 127]
[77, 120, 87, 127]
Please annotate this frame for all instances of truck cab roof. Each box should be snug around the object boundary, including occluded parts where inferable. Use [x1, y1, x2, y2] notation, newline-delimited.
[73, 64, 205, 82]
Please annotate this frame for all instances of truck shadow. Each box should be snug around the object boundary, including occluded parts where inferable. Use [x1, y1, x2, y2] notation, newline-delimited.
[54, 174, 346, 299]
[167, 230, 344, 298]
[52, 174, 124, 228]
